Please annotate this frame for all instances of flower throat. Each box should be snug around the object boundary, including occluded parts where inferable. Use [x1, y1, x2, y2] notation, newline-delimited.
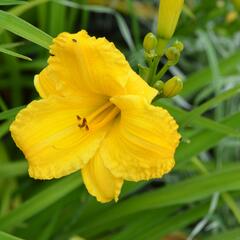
[76, 101, 119, 131]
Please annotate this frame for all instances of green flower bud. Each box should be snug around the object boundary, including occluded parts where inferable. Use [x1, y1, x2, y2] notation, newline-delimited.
[166, 47, 180, 61]
[143, 33, 158, 52]
[144, 51, 157, 62]
[153, 80, 165, 92]
[173, 40, 184, 52]
[163, 76, 183, 97]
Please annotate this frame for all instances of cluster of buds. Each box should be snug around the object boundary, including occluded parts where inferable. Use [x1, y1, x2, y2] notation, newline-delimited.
[140, 0, 184, 99]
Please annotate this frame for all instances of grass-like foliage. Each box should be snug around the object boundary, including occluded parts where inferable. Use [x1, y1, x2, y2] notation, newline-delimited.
[0, 0, 240, 239]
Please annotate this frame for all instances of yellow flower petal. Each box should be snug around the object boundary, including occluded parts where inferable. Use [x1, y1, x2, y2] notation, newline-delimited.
[10, 96, 109, 179]
[82, 152, 123, 203]
[100, 95, 181, 181]
[34, 72, 62, 98]
[125, 70, 158, 103]
[36, 30, 135, 98]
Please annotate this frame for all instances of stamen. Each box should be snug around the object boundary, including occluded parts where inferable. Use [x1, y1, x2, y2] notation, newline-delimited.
[72, 39, 77, 43]
[78, 118, 89, 130]
[76, 101, 119, 132]
[87, 101, 112, 122]
[78, 118, 87, 128]
[90, 107, 120, 131]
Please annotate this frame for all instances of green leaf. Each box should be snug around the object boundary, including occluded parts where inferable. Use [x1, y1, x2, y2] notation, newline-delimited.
[79, 165, 240, 232]
[181, 51, 240, 98]
[205, 228, 240, 240]
[176, 112, 240, 165]
[0, 106, 24, 121]
[183, 4, 196, 19]
[55, 0, 135, 50]
[180, 85, 240, 126]
[112, 203, 209, 240]
[0, 231, 23, 240]
[0, 161, 27, 178]
[157, 100, 240, 138]
[115, 13, 135, 50]
[49, 1, 66, 36]
[0, 47, 32, 61]
[0, 10, 52, 49]
[0, 1, 26, 5]
[8, 0, 49, 17]
[82, 206, 177, 238]
[0, 42, 25, 49]
[0, 173, 82, 230]
[0, 120, 12, 139]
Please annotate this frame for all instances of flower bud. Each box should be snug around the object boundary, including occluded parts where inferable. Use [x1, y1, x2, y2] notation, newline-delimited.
[143, 32, 158, 52]
[157, 0, 184, 39]
[165, 47, 180, 65]
[144, 51, 156, 62]
[163, 76, 183, 97]
[173, 40, 184, 52]
[153, 80, 165, 92]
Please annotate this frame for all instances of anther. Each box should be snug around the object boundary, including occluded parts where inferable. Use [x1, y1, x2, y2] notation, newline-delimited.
[85, 125, 89, 131]
[76, 115, 81, 121]
[50, 53, 55, 56]
[72, 39, 77, 43]
[78, 118, 87, 128]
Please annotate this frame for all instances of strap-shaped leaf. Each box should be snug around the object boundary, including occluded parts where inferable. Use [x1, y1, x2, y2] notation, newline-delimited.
[0, 173, 82, 230]
[0, 10, 52, 49]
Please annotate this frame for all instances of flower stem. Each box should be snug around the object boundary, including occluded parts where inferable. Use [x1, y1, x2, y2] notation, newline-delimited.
[156, 62, 169, 80]
[147, 56, 160, 86]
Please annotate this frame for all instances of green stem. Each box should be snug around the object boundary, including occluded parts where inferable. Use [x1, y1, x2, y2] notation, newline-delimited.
[156, 38, 168, 56]
[147, 56, 160, 86]
[156, 62, 170, 79]
[146, 38, 168, 85]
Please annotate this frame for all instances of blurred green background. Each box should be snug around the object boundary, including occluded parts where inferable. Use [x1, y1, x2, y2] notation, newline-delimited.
[0, 0, 240, 239]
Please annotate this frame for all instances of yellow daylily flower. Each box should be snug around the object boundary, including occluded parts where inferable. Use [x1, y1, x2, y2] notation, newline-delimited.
[10, 30, 180, 203]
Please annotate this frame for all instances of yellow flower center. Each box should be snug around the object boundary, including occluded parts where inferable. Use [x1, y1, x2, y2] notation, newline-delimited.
[77, 101, 120, 131]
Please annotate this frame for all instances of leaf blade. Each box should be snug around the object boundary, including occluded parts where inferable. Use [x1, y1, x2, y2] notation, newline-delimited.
[0, 231, 23, 240]
[0, 10, 52, 49]
[0, 47, 32, 61]
[0, 173, 82, 230]
[78, 165, 240, 233]
[0, 1, 26, 6]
